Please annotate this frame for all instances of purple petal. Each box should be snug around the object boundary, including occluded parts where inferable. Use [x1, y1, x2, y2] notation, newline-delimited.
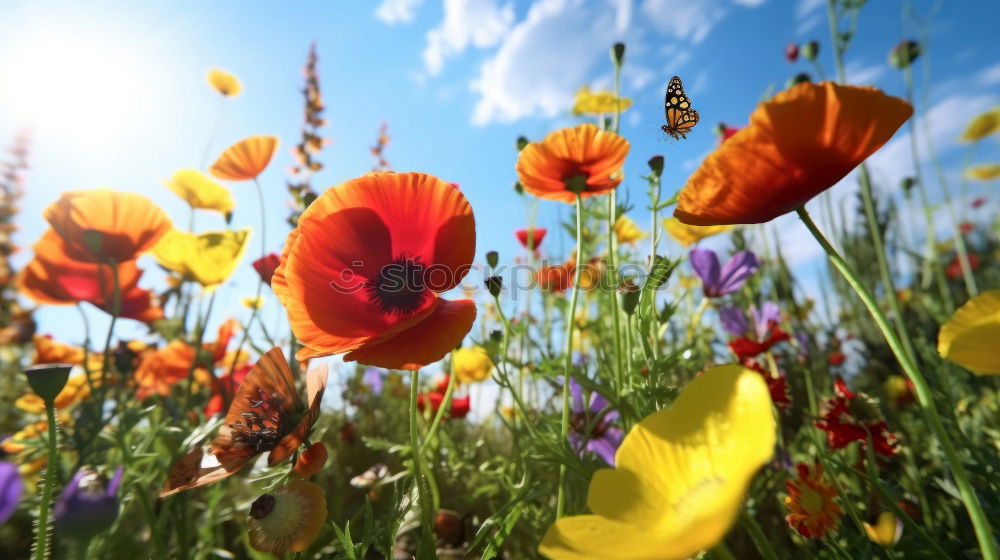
[588, 432, 622, 466]
[715, 250, 759, 296]
[753, 301, 781, 340]
[567, 432, 584, 453]
[589, 391, 609, 414]
[689, 249, 721, 295]
[106, 467, 124, 498]
[719, 306, 748, 336]
[0, 461, 23, 524]
[569, 378, 585, 413]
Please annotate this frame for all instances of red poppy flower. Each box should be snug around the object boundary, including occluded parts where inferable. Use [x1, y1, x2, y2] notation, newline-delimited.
[970, 197, 986, 209]
[537, 263, 572, 292]
[417, 390, 470, 419]
[515, 228, 547, 250]
[674, 83, 912, 226]
[946, 253, 980, 279]
[959, 221, 975, 234]
[273, 172, 476, 369]
[253, 253, 281, 286]
[729, 324, 791, 361]
[815, 378, 898, 457]
[43, 189, 171, 263]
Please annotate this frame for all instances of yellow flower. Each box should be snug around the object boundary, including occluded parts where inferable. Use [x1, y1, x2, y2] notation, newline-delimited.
[938, 290, 1000, 374]
[539, 365, 775, 560]
[959, 107, 1000, 143]
[153, 228, 250, 288]
[242, 296, 264, 310]
[163, 169, 235, 216]
[452, 346, 493, 384]
[663, 217, 733, 247]
[207, 68, 242, 97]
[964, 163, 1000, 182]
[572, 86, 632, 116]
[864, 512, 903, 547]
[613, 216, 647, 244]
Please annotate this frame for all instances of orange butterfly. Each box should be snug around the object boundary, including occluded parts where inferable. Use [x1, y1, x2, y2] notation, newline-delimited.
[159, 347, 327, 497]
[661, 76, 700, 140]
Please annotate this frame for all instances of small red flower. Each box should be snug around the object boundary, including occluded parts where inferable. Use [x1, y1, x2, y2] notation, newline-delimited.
[946, 253, 980, 279]
[253, 253, 281, 286]
[815, 377, 898, 456]
[828, 352, 846, 366]
[970, 197, 986, 209]
[417, 388, 470, 419]
[729, 325, 790, 361]
[515, 228, 547, 251]
[720, 126, 741, 143]
[743, 359, 791, 411]
[785, 43, 799, 63]
[205, 364, 252, 417]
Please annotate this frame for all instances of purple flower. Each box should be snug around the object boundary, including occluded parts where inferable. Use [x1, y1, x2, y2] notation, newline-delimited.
[0, 461, 22, 524]
[751, 301, 781, 340]
[567, 379, 623, 466]
[689, 249, 759, 297]
[362, 367, 383, 396]
[719, 306, 748, 336]
[54, 467, 123, 540]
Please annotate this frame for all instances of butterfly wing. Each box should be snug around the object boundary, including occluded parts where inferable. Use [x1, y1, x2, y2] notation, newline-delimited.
[662, 76, 699, 139]
[268, 361, 329, 466]
[159, 444, 249, 498]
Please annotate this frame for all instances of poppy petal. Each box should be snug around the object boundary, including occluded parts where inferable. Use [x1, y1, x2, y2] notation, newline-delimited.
[210, 136, 278, 181]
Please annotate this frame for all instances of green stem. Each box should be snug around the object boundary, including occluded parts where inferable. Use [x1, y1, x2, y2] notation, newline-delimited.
[493, 296, 538, 438]
[557, 194, 585, 519]
[33, 403, 59, 560]
[408, 371, 435, 545]
[796, 206, 997, 560]
[97, 260, 121, 424]
[739, 509, 780, 560]
[608, 194, 624, 392]
[180, 289, 216, 415]
[421, 371, 456, 448]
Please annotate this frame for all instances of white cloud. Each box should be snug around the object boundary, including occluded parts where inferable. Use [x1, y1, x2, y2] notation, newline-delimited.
[844, 60, 885, 86]
[794, 0, 824, 35]
[470, 0, 630, 125]
[641, 0, 728, 45]
[423, 0, 515, 75]
[977, 62, 1000, 86]
[375, 0, 424, 25]
[796, 0, 823, 18]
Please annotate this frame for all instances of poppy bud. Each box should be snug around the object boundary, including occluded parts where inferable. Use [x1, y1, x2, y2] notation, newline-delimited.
[712, 122, 727, 136]
[485, 275, 503, 298]
[513, 181, 524, 195]
[786, 73, 812, 89]
[889, 40, 920, 70]
[516, 136, 529, 151]
[785, 43, 799, 63]
[900, 176, 917, 197]
[291, 442, 328, 478]
[54, 467, 122, 541]
[620, 280, 640, 315]
[24, 364, 72, 404]
[801, 40, 820, 61]
[611, 42, 626, 67]
[647, 155, 664, 177]
[485, 251, 499, 269]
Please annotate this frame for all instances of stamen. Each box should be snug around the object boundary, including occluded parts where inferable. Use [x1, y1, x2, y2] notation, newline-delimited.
[366, 253, 431, 316]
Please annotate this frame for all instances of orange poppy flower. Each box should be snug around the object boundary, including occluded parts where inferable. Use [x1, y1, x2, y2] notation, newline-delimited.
[19, 229, 163, 322]
[43, 189, 171, 262]
[133, 319, 240, 400]
[160, 347, 327, 497]
[272, 172, 476, 369]
[33, 334, 85, 365]
[674, 82, 912, 226]
[537, 264, 572, 292]
[210, 136, 279, 181]
[516, 124, 630, 204]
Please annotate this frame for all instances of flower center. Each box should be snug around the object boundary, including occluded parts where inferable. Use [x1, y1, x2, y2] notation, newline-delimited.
[570, 411, 608, 438]
[366, 254, 431, 316]
[799, 486, 825, 515]
[563, 173, 589, 194]
[250, 494, 276, 520]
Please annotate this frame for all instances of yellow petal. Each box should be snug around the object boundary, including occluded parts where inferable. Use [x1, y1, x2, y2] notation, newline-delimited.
[206, 68, 242, 97]
[663, 217, 733, 247]
[959, 107, 1000, 143]
[163, 169, 235, 215]
[938, 290, 1000, 375]
[452, 346, 493, 384]
[864, 512, 902, 547]
[613, 216, 647, 244]
[963, 163, 1000, 182]
[573, 86, 632, 116]
[540, 365, 776, 560]
[153, 228, 251, 288]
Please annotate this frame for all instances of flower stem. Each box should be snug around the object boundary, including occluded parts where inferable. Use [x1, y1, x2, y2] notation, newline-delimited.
[180, 289, 216, 415]
[739, 509, 780, 560]
[797, 205, 997, 560]
[493, 296, 538, 438]
[33, 402, 59, 560]
[408, 371, 435, 545]
[557, 194, 585, 519]
[421, 371, 456, 449]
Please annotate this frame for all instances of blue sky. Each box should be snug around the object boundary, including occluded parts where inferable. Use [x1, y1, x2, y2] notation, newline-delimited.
[0, 0, 997, 355]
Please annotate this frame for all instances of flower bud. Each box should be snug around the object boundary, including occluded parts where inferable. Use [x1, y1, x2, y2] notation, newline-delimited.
[485, 251, 499, 269]
[900, 176, 917, 197]
[611, 42, 626, 67]
[785, 43, 799, 63]
[647, 155, 664, 177]
[515, 136, 529, 152]
[435, 509, 465, 547]
[485, 275, 503, 298]
[24, 364, 72, 404]
[620, 279, 640, 316]
[54, 467, 122, 540]
[801, 40, 820, 60]
[889, 40, 920, 70]
[786, 73, 812, 88]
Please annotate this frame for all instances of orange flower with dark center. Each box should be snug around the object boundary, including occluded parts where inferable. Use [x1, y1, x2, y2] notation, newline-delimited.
[210, 136, 279, 181]
[785, 460, 842, 539]
[674, 83, 912, 226]
[516, 124, 630, 204]
[160, 347, 327, 497]
[19, 229, 163, 322]
[273, 172, 476, 369]
[43, 189, 171, 262]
